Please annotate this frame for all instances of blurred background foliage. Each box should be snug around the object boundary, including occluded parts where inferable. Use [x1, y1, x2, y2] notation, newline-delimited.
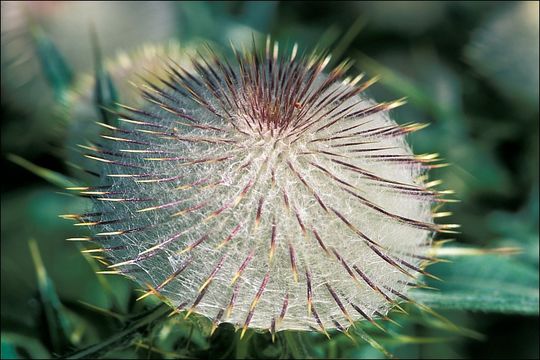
[1, 1, 538, 359]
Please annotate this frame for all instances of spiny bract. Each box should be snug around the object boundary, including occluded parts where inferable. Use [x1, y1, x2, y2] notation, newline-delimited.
[69, 39, 455, 336]
[61, 40, 195, 179]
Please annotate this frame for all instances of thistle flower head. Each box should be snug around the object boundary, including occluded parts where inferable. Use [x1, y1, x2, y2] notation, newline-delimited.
[70, 38, 453, 335]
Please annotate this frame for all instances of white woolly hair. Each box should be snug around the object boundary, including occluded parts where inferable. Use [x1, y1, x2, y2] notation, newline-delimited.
[71, 39, 453, 336]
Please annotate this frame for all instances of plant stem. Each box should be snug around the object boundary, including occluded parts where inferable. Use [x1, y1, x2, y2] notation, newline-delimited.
[64, 304, 169, 359]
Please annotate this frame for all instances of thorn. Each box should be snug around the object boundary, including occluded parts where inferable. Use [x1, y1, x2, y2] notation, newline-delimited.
[424, 179, 443, 188]
[240, 326, 248, 340]
[74, 222, 99, 226]
[81, 248, 104, 253]
[59, 213, 81, 219]
[432, 211, 453, 218]
[136, 290, 154, 301]
[107, 259, 135, 268]
[96, 270, 121, 275]
[184, 307, 194, 319]
[382, 315, 401, 328]
[66, 237, 92, 242]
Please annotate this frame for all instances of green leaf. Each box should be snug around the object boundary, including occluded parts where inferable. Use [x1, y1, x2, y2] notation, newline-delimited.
[465, 2, 539, 110]
[63, 305, 169, 359]
[238, 1, 278, 33]
[176, 2, 217, 42]
[7, 154, 78, 189]
[90, 26, 119, 127]
[355, 53, 442, 115]
[31, 26, 73, 101]
[29, 239, 75, 353]
[412, 290, 539, 315]
[0, 340, 19, 360]
[282, 332, 310, 359]
[328, 17, 366, 66]
[411, 254, 539, 315]
[1, 333, 50, 359]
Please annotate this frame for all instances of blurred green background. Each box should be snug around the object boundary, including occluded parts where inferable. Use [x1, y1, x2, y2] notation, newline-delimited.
[1, 1, 538, 359]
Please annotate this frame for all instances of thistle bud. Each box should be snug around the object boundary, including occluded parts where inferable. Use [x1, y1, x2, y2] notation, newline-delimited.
[70, 39, 452, 335]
